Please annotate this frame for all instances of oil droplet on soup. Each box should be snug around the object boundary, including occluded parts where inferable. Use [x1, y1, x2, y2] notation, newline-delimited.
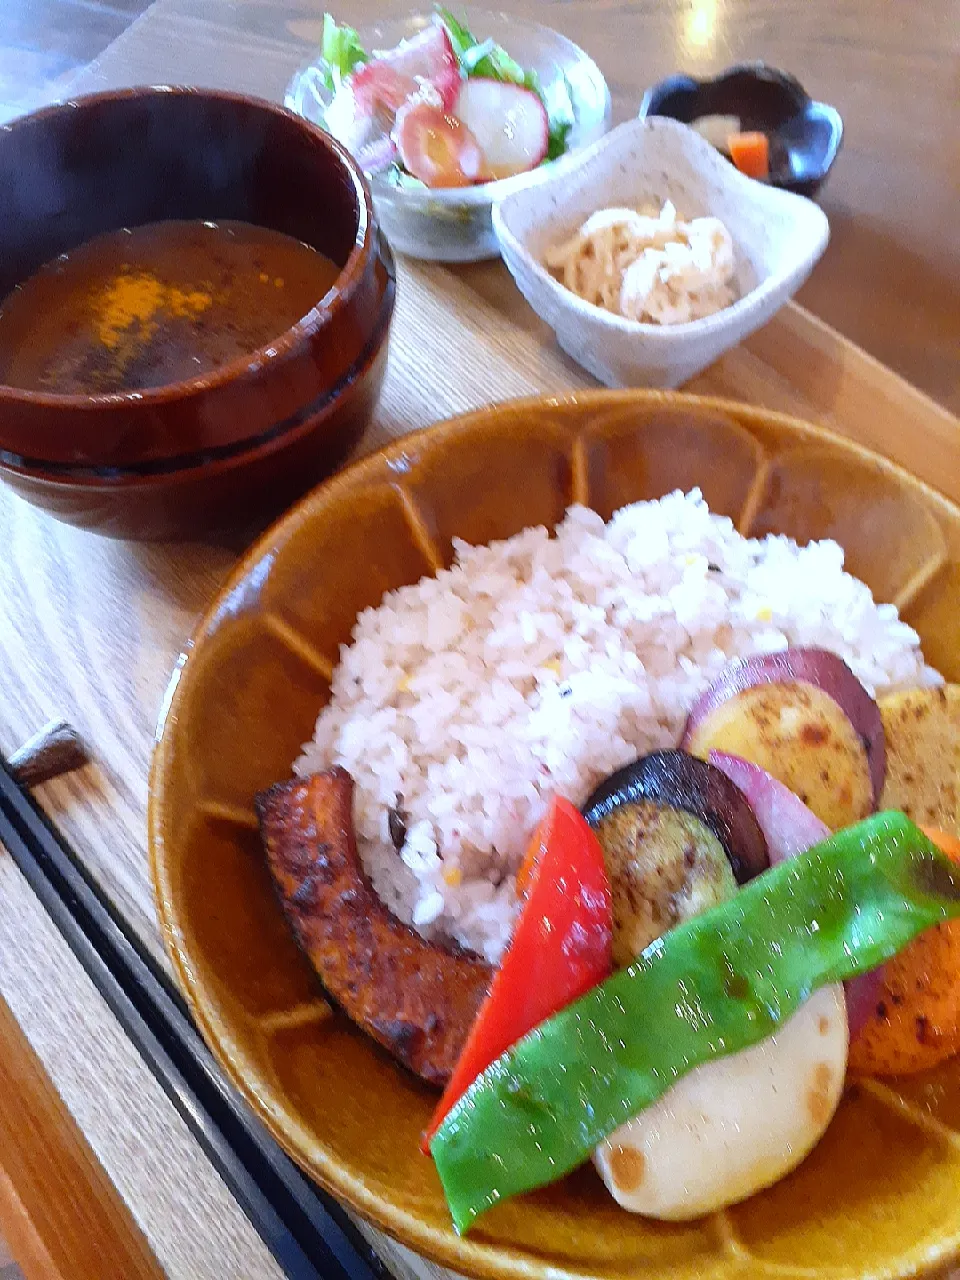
[0, 220, 342, 395]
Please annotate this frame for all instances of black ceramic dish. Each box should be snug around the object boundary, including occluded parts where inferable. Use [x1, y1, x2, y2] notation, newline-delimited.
[639, 63, 843, 198]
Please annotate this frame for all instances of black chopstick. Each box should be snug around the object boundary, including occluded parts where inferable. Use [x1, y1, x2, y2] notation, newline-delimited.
[0, 759, 389, 1280]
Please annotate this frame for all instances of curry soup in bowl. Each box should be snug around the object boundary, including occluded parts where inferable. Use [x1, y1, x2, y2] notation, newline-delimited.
[0, 220, 343, 397]
[0, 87, 395, 537]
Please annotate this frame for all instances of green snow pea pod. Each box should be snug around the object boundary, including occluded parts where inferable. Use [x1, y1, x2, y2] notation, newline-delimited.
[431, 812, 960, 1233]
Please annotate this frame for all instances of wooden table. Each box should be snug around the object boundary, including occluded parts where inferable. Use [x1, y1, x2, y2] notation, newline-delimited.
[0, 2, 958, 1277]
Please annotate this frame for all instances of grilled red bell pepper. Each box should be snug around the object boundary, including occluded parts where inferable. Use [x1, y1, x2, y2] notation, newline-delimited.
[422, 796, 612, 1151]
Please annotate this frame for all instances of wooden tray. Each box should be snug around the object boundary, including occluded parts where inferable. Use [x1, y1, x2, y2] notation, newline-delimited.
[2, 264, 958, 1280]
[0, 7, 958, 1276]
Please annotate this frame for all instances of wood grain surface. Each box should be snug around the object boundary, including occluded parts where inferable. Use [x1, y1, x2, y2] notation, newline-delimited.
[0, 994, 163, 1280]
[0, 1, 958, 1277]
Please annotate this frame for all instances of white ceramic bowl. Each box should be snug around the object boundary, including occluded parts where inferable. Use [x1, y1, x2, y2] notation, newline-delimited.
[493, 117, 830, 388]
[285, 8, 610, 262]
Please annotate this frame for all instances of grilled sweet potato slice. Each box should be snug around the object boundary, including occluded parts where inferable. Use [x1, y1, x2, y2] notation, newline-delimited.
[256, 769, 492, 1086]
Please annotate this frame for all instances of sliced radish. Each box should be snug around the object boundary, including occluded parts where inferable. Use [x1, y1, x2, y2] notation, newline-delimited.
[394, 100, 486, 188]
[331, 22, 461, 169]
[453, 78, 549, 179]
[708, 752, 829, 865]
[581, 749, 769, 885]
[708, 749, 885, 1040]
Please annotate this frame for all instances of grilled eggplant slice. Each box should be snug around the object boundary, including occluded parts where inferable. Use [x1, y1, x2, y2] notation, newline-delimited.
[583, 749, 769, 885]
[256, 769, 492, 1087]
[592, 800, 737, 966]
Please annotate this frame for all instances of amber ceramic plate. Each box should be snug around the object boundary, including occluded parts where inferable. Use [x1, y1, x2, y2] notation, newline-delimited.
[150, 391, 960, 1280]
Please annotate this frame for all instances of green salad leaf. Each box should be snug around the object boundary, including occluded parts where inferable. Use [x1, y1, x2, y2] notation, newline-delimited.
[436, 8, 484, 64]
[390, 169, 428, 192]
[545, 121, 573, 162]
[541, 70, 576, 159]
[544, 107, 573, 161]
[316, 14, 369, 95]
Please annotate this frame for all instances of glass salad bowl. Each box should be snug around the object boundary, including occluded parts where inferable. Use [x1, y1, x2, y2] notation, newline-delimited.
[285, 8, 611, 262]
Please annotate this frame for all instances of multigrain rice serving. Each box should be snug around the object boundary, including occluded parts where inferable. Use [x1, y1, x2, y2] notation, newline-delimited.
[295, 490, 939, 962]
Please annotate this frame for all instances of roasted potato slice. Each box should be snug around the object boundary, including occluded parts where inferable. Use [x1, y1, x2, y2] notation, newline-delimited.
[595, 984, 847, 1218]
[878, 684, 960, 831]
[681, 648, 885, 803]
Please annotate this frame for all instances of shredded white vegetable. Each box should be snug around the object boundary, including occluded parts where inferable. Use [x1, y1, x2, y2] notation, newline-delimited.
[544, 201, 737, 325]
